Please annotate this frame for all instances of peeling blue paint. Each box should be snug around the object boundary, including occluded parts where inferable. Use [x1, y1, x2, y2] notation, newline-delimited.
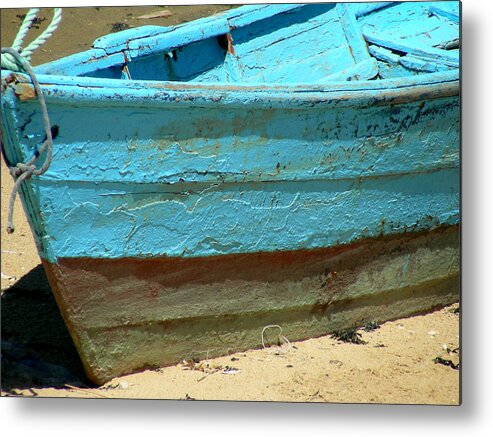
[1, 2, 460, 264]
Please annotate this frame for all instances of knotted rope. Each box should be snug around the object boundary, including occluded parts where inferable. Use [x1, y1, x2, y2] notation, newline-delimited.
[1, 9, 61, 233]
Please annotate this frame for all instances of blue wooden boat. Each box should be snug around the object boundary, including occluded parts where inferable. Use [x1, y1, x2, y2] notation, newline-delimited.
[1, 2, 460, 384]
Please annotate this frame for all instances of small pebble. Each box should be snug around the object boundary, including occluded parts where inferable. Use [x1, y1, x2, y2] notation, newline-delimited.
[119, 381, 129, 389]
[428, 330, 437, 337]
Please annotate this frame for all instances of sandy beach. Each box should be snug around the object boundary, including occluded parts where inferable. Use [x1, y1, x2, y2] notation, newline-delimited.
[0, 5, 460, 403]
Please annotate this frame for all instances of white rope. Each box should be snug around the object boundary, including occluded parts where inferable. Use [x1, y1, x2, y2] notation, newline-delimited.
[22, 9, 63, 61]
[1, 8, 62, 72]
[2, 48, 55, 234]
[1, 10, 61, 233]
[12, 9, 40, 52]
[261, 324, 291, 349]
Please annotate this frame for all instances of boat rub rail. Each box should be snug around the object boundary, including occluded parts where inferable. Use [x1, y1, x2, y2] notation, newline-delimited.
[4, 71, 458, 109]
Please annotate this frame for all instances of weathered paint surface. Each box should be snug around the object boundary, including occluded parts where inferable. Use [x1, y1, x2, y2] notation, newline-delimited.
[1, 2, 460, 384]
[44, 226, 459, 384]
[2, 83, 459, 262]
[32, 2, 458, 83]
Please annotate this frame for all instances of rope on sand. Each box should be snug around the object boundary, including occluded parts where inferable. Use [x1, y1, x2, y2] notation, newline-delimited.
[1, 8, 62, 71]
[261, 324, 292, 350]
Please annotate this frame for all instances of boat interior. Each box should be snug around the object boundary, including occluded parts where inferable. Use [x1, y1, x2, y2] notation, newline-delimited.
[37, 2, 459, 84]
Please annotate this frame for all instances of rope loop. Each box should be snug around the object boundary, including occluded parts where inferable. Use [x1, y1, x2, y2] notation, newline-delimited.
[1, 48, 55, 234]
[1, 9, 61, 233]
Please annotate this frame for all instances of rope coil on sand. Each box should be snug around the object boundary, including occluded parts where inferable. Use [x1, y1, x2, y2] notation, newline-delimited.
[1, 9, 61, 233]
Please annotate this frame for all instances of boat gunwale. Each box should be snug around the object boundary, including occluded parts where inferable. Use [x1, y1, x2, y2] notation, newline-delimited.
[2, 2, 460, 107]
[3, 69, 459, 109]
[14, 2, 458, 100]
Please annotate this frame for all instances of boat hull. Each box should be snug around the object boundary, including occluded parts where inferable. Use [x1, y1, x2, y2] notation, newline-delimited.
[1, 75, 459, 263]
[43, 225, 459, 384]
[1, 77, 460, 384]
[1, 2, 460, 386]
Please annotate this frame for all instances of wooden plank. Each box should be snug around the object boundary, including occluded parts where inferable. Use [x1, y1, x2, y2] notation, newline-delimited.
[127, 18, 230, 59]
[34, 49, 126, 77]
[93, 25, 171, 52]
[362, 28, 459, 67]
[93, 5, 305, 56]
[400, 55, 455, 73]
[229, 5, 342, 58]
[316, 58, 378, 82]
[429, 4, 459, 24]
[353, 2, 394, 18]
[226, 3, 304, 28]
[377, 61, 419, 79]
[336, 3, 371, 64]
[368, 44, 400, 64]
[238, 46, 355, 84]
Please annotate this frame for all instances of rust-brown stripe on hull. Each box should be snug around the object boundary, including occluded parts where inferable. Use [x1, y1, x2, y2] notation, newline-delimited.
[43, 225, 459, 385]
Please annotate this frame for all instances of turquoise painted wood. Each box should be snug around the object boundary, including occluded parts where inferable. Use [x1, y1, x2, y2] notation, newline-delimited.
[0, 1, 460, 385]
[1, 2, 460, 264]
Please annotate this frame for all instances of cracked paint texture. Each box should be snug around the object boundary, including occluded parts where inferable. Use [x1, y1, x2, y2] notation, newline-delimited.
[3, 83, 459, 262]
[1, 2, 459, 263]
[0, 2, 460, 384]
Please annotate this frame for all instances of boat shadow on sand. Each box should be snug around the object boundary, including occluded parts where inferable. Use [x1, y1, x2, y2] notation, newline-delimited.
[1, 265, 91, 392]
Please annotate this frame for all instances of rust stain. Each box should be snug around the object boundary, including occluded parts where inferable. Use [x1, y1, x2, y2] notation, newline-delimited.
[144, 82, 459, 106]
[122, 64, 132, 79]
[4, 73, 19, 86]
[226, 33, 235, 55]
[41, 224, 459, 384]
[13, 83, 36, 101]
[149, 284, 159, 299]
[84, 55, 109, 64]
[348, 45, 354, 61]
[44, 225, 457, 292]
